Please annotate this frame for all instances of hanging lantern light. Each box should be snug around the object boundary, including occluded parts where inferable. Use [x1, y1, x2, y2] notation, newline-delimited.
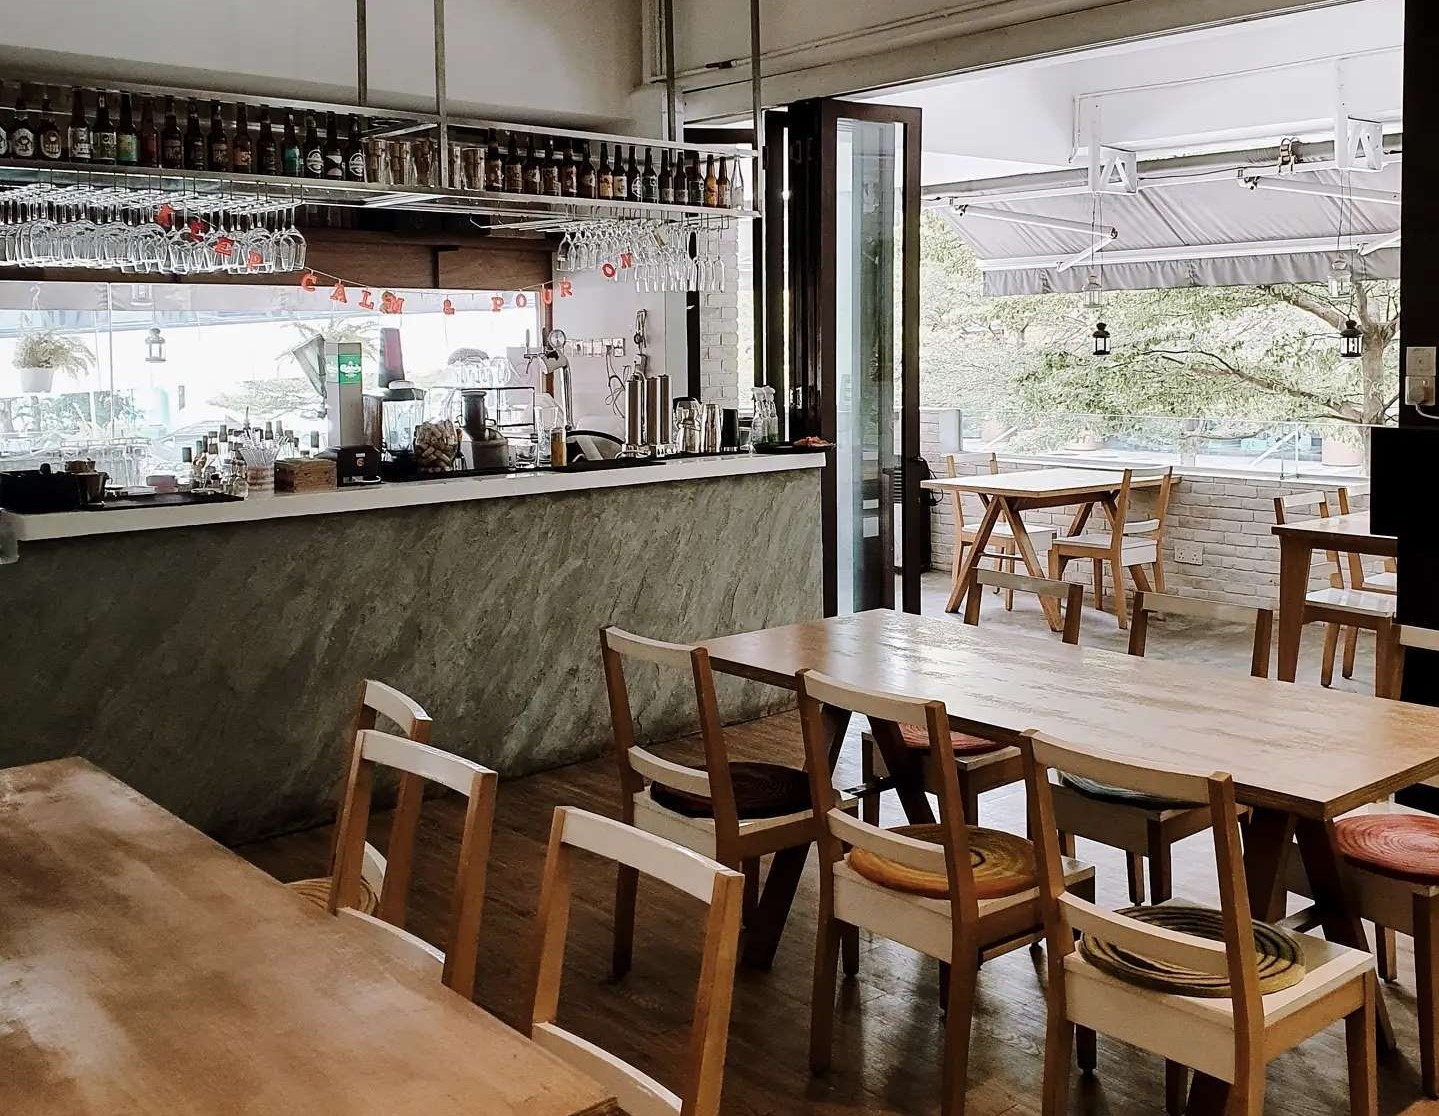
[144, 327, 167, 364]
[1339, 319, 1363, 360]
[1328, 258, 1351, 299]
[1092, 322, 1111, 358]
[1083, 272, 1104, 311]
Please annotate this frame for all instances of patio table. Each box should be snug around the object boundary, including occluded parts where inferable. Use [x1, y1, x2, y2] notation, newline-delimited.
[922, 466, 1164, 629]
[1271, 510, 1397, 683]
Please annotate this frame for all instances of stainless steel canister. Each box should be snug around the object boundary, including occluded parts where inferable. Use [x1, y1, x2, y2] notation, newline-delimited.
[622, 373, 647, 455]
[644, 373, 672, 456]
[701, 402, 722, 454]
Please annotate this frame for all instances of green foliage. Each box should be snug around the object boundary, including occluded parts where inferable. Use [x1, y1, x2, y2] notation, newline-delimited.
[920, 212, 1400, 435]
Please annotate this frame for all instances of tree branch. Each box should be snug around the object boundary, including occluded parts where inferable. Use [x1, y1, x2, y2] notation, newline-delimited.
[1141, 348, 1361, 422]
[1258, 285, 1350, 330]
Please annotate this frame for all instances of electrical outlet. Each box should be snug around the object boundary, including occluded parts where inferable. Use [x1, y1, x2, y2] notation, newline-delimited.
[1174, 543, 1204, 566]
[1406, 346, 1437, 406]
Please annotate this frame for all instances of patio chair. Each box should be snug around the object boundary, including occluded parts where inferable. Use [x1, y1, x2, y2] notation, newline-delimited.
[1049, 466, 1175, 629]
[945, 452, 1055, 611]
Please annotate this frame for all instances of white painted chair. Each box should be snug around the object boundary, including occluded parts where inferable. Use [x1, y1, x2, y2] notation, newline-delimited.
[329, 727, 498, 1001]
[531, 806, 743, 1116]
[798, 668, 1095, 1116]
[1024, 729, 1377, 1116]
[603, 625, 850, 973]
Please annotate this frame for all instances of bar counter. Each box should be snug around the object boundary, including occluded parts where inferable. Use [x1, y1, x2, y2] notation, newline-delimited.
[0, 453, 824, 843]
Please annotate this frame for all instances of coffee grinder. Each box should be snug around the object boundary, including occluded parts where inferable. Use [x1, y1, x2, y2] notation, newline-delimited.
[321, 339, 381, 485]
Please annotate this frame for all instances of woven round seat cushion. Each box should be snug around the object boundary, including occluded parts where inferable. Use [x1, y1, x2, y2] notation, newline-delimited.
[287, 874, 379, 915]
[1079, 904, 1306, 998]
[897, 721, 1008, 757]
[1336, 814, 1439, 885]
[1059, 771, 1195, 812]
[649, 762, 811, 820]
[846, 823, 1036, 901]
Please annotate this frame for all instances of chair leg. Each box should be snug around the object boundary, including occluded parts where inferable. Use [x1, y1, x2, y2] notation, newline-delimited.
[1147, 822, 1173, 904]
[810, 913, 842, 1074]
[1165, 1061, 1189, 1116]
[940, 951, 979, 1116]
[1376, 924, 1398, 984]
[613, 863, 639, 979]
[861, 736, 880, 827]
[1076, 1026, 1096, 1072]
[1125, 852, 1146, 904]
[1153, 557, 1167, 593]
[1346, 970, 1379, 1116]
[841, 924, 860, 977]
[1091, 558, 1104, 610]
[1042, 1019, 1074, 1116]
[1111, 559, 1129, 629]
[742, 858, 761, 926]
[1321, 623, 1340, 688]
[1416, 894, 1439, 1099]
[1004, 544, 1015, 611]
[1342, 626, 1359, 680]
[1059, 831, 1076, 858]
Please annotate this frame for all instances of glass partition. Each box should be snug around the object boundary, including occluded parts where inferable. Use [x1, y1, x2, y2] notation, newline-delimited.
[0, 282, 541, 485]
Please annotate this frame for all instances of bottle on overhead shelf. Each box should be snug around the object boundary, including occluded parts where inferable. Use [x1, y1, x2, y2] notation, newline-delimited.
[596, 141, 613, 199]
[716, 156, 730, 208]
[0, 81, 9, 159]
[611, 143, 627, 203]
[627, 145, 642, 202]
[302, 112, 323, 178]
[322, 112, 343, 179]
[559, 142, 577, 197]
[232, 102, 253, 173]
[37, 88, 63, 162]
[686, 151, 704, 206]
[257, 106, 279, 175]
[641, 146, 658, 203]
[540, 136, 560, 196]
[672, 149, 687, 205]
[578, 141, 596, 199]
[703, 154, 718, 207]
[66, 87, 91, 162]
[116, 92, 139, 166]
[484, 129, 504, 191]
[207, 100, 230, 171]
[522, 135, 541, 194]
[503, 131, 523, 193]
[281, 110, 301, 176]
[183, 99, 206, 171]
[658, 149, 673, 204]
[160, 96, 182, 168]
[10, 85, 35, 160]
[92, 91, 116, 164]
[344, 114, 364, 180]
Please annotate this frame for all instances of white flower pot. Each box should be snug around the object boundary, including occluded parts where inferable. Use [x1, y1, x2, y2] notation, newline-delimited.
[16, 366, 54, 394]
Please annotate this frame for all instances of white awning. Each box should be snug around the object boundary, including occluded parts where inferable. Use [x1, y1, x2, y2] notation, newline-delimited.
[935, 164, 1400, 297]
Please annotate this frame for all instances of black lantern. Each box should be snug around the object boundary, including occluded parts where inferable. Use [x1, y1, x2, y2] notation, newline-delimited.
[144, 327, 166, 364]
[1339, 319, 1362, 360]
[1092, 322, 1111, 357]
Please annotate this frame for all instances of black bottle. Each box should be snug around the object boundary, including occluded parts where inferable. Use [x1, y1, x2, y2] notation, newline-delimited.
[302, 112, 322, 178]
[206, 100, 229, 171]
[183, 99, 206, 170]
[160, 96, 183, 168]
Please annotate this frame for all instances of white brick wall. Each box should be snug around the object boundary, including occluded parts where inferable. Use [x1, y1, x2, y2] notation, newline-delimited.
[918, 411, 1373, 608]
[696, 224, 742, 408]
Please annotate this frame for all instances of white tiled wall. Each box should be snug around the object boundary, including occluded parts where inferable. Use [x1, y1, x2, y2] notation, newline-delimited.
[696, 224, 742, 407]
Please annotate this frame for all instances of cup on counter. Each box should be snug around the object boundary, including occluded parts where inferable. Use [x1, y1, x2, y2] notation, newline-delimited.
[244, 465, 275, 498]
[701, 403, 722, 454]
[720, 408, 740, 453]
[74, 470, 108, 505]
[386, 140, 414, 186]
[364, 137, 390, 185]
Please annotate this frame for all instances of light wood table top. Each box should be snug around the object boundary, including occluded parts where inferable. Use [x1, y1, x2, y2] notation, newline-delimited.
[0, 758, 619, 1116]
[703, 610, 1439, 820]
[922, 466, 1164, 500]
[1271, 510, 1397, 556]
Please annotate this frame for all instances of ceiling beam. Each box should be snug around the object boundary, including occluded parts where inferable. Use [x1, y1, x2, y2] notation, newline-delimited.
[976, 232, 1398, 272]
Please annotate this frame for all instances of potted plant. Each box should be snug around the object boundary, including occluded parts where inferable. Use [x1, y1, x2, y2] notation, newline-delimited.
[13, 331, 95, 394]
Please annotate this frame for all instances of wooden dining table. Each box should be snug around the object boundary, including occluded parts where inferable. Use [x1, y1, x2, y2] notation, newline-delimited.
[0, 758, 619, 1116]
[1272, 509, 1398, 684]
[703, 609, 1439, 1107]
[923, 467, 1164, 627]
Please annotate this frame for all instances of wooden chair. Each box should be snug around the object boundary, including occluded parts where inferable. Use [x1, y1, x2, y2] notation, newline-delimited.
[602, 626, 848, 972]
[1050, 466, 1175, 629]
[530, 806, 743, 1116]
[288, 679, 432, 918]
[1023, 729, 1377, 1116]
[329, 727, 498, 1001]
[1272, 489, 1395, 690]
[800, 669, 1095, 1116]
[859, 567, 1083, 827]
[946, 452, 1056, 611]
[1051, 592, 1269, 905]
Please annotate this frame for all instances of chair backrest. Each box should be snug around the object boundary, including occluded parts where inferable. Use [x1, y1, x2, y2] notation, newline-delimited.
[963, 567, 1084, 645]
[1272, 489, 1348, 585]
[601, 627, 744, 839]
[326, 679, 434, 923]
[329, 728, 498, 1000]
[796, 669, 982, 924]
[1122, 466, 1176, 536]
[530, 807, 743, 1116]
[944, 451, 1001, 530]
[1383, 625, 1439, 701]
[1021, 731, 1263, 1044]
[1129, 591, 1273, 679]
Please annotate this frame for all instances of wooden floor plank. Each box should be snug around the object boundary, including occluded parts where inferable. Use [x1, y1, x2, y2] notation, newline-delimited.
[238, 712, 1429, 1115]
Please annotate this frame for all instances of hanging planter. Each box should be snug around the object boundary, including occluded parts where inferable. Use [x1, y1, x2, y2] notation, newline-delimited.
[16, 366, 55, 393]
